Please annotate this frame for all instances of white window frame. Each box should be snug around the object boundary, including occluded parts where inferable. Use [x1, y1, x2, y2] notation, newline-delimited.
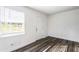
[0, 7, 25, 37]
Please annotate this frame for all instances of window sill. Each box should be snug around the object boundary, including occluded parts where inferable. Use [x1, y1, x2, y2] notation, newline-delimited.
[0, 32, 25, 38]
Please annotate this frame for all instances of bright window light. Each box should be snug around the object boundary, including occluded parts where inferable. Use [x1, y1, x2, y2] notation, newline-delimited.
[0, 7, 25, 36]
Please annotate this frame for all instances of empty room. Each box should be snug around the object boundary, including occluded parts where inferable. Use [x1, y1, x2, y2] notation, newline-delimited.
[0, 6, 79, 52]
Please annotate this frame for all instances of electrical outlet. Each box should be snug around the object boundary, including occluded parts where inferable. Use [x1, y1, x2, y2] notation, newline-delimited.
[10, 43, 14, 46]
[36, 27, 38, 32]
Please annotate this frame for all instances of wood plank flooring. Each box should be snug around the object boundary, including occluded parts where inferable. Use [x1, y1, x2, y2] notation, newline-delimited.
[12, 37, 79, 52]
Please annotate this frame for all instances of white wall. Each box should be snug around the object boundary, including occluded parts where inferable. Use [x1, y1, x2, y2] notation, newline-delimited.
[0, 6, 48, 52]
[48, 9, 79, 42]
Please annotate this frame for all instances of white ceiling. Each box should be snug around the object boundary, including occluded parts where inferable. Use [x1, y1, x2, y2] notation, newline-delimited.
[29, 6, 79, 15]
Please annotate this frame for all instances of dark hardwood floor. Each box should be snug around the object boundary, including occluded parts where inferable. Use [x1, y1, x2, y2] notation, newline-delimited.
[12, 36, 79, 52]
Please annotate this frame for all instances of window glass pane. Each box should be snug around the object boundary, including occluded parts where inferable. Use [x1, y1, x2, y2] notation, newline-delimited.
[10, 9, 25, 32]
[0, 7, 5, 34]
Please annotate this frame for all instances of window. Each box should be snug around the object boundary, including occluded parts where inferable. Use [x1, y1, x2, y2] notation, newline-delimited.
[0, 7, 25, 36]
